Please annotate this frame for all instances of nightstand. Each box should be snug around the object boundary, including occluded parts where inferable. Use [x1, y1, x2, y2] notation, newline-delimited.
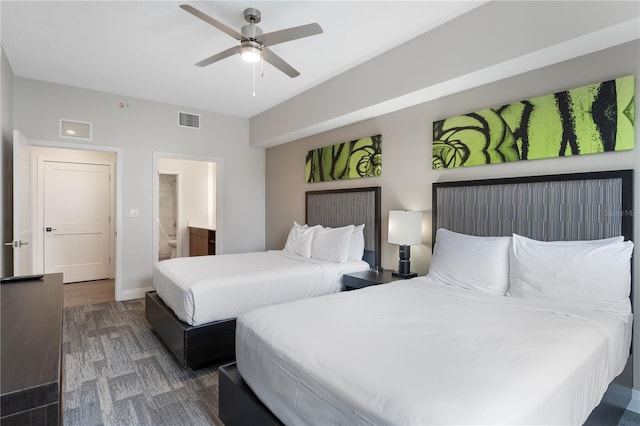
[343, 269, 405, 291]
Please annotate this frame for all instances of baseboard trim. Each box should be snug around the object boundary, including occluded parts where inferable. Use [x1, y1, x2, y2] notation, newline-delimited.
[605, 383, 640, 413]
[628, 388, 640, 414]
[118, 287, 153, 301]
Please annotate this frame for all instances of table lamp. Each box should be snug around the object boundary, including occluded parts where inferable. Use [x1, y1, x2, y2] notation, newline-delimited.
[388, 210, 422, 278]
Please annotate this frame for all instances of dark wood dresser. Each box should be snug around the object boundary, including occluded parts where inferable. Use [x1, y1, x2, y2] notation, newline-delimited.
[1, 273, 64, 425]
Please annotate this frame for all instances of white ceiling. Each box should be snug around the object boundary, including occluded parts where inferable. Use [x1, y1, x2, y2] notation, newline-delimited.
[1, 1, 486, 118]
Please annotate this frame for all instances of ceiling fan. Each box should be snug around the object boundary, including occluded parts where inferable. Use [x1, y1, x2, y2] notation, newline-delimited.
[180, 4, 323, 78]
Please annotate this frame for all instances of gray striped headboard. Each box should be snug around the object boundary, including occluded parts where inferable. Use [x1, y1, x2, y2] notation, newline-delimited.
[433, 170, 633, 243]
[306, 187, 381, 268]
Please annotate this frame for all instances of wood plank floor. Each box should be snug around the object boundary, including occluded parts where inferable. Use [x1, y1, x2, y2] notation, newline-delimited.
[63, 279, 115, 308]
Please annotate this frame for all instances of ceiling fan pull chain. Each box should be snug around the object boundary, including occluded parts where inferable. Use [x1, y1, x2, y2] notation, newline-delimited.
[252, 63, 256, 98]
[261, 55, 265, 78]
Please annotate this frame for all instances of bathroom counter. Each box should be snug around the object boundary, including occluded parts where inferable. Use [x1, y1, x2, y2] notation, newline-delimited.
[187, 223, 216, 231]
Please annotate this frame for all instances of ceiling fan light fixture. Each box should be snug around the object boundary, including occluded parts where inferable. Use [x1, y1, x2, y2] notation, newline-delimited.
[181, 4, 322, 77]
[240, 42, 262, 63]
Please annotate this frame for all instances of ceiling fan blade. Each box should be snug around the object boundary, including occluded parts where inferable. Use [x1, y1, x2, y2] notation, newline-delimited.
[180, 4, 245, 41]
[195, 46, 241, 67]
[262, 47, 300, 78]
[260, 23, 323, 47]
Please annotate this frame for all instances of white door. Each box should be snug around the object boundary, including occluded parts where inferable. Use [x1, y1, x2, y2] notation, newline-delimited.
[10, 130, 34, 275]
[43, 161, 110, 283]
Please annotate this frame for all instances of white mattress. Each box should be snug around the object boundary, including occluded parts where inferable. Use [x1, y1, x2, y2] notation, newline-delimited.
[153, 250, 369, 325]
[236, 276, 632, 425]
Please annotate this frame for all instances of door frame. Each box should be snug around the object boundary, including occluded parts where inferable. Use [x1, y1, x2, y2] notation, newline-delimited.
[152, 151, 223, 272]
[12, 130, 34, 275]
[28, 138, 123, 300]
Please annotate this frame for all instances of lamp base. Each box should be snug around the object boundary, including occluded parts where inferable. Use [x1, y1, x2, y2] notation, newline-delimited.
[395, 245, 416, 279]
[392, 271, 417, 279]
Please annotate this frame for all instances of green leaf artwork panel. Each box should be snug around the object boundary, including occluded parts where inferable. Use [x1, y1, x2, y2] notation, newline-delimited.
[433, 75, 635, 169]
[306, 134, 381, 182]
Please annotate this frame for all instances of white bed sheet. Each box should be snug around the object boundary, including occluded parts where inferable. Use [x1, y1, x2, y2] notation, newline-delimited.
[153, 250, 369, 326]
[236, 276, 632, 425]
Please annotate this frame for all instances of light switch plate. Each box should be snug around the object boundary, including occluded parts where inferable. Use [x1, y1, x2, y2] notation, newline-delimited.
[129, 209, 140, 218]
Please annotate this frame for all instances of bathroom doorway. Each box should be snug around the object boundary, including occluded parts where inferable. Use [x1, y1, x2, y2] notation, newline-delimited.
[158, 172, 178, 261]
[152, 152, 222, 268]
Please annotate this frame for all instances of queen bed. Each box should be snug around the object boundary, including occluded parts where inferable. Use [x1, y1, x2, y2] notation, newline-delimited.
[220, 169, 634, 425]
[145, 186, 381, 368]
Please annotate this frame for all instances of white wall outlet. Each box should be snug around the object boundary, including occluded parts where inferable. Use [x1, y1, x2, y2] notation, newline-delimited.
[129, 208, 140, 218]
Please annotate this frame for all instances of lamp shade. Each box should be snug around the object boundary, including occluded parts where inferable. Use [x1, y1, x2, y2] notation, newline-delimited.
[388, 210, 422, 245]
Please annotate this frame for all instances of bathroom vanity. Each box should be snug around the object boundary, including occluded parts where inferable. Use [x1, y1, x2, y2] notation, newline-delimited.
[189, 225, 216, 256]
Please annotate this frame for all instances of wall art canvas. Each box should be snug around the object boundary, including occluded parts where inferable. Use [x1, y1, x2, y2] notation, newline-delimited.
[433, 75, 635, 169]
[306, 134, 381, 182]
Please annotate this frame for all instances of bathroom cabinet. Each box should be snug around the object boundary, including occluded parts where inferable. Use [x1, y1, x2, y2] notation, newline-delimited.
[189, 226, 216, 256]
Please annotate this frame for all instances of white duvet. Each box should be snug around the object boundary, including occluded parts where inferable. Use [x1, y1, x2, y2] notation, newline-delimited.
[153, 250, 369, 325]
[236, 276, 632, 425]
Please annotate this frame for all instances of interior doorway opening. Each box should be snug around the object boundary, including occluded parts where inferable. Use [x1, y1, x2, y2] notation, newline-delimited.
[153, 153, 222, 268]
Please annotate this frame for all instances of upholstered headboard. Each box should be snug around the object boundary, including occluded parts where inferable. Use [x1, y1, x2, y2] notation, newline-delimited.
[433, 170, 633, 244]
[306, 187, 381, 268]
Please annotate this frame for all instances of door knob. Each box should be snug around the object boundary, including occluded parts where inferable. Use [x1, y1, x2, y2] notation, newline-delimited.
[3, 241, 28, 247]
[45, 227, 58, 232]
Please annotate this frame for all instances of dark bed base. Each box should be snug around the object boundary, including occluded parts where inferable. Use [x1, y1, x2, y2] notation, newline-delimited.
[145, 291, 235, 369]
[584, 396, 629, 426]
[219, 362, 283, 426]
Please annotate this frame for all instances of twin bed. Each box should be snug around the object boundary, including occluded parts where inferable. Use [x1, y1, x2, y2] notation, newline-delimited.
[145, 187, 381, 368]
[220, 169, 635, 425]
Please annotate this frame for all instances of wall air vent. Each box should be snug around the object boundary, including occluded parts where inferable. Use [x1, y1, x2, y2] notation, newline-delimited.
[60, 119, 92, 140]
[178, 112, 200, 129]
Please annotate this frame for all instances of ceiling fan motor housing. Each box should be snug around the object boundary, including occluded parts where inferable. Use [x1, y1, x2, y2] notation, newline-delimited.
[243, 8, 261, 24]
[241, 23, 263, 41]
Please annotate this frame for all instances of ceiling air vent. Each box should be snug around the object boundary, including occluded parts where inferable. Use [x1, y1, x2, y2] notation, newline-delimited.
[178, 111, 200, 129]
[60, 119, 92, 140]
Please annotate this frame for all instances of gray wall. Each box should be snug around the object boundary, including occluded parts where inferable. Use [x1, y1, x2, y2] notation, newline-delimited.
[0, 48, 14, 278]
[265, 41, 640, 388]
[252, 0, 639, 147]
[13, 78, 264, 298]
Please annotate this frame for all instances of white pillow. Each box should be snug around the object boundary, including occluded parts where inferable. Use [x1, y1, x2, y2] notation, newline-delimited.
[427, 228, 511, 295]
[311, 225, 355, 263]
[532, 235, 624, 245]
[348, 224, 365, 261]
[509, 233, 633, 303]
[283, 222, 317, 258]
